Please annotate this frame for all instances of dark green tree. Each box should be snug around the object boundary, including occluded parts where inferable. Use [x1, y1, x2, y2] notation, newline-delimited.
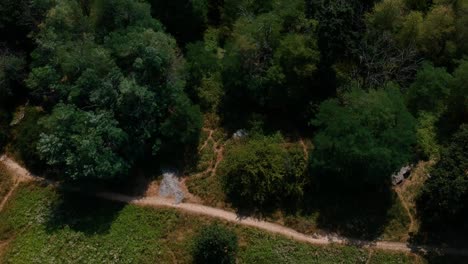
[26, 0, 202, 179]
[417, 124, 468, 230]
[221, 0, 320, 126]
[406, 63, 453, 115]
[310, 84, 416, 189]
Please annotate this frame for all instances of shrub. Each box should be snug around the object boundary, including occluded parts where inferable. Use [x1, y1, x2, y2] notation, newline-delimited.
[192, 224, 238, 264]
[220, 134, 307, 209]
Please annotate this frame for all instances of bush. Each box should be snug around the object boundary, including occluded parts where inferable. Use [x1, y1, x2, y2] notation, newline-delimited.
[416, 112, 440, 159]
[192, 224, 238, 264]
[220, 134, 307, 210]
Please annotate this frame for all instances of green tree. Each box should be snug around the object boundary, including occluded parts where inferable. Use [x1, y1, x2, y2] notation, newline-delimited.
[0, 52, 26, 108]
[443, 60, 468, 135]
[221, 0, 320, 125]
[192, 224, 238, 264]
[406, 63, 453, 115]
[415, 112, 440, 159]
[310, 84, 416, 189]
[38, 104, 129, 180]
[417, 124, 468, 229]
[26, 0, 202, 179]
[417, 5, 456, 64]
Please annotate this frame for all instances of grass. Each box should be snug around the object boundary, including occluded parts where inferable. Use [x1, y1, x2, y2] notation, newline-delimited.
[188, 133, 411, 241]
[0, 182, 422, 263]
[186, 124, 228, 207]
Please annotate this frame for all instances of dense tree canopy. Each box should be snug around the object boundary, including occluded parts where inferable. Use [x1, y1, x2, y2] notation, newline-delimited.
[26, 0, 202, 180]
[310, 84, 416, 189]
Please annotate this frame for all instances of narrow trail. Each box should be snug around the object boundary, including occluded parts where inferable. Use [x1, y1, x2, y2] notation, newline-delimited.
[395, 185, 415, 235]
[198, 129, 213, 153]
[365, 250, 373, 264]
[0, 181, 20, 213]
[299, 138, 309, 160]
[2, 155, 468, 257]
[0, 155, 35, 213]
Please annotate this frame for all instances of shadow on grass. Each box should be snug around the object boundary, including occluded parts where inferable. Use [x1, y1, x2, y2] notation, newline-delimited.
[45, 190, 125, 236]
[230, 184, 396, 240]
[307, 188, 394, 240]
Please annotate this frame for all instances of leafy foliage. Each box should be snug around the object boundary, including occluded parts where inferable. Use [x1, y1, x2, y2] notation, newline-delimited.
[220, 0, 320, 126]
[221, 134, 307, 209]
[38, 104, 129, 180]
[310, 85, 416, 189]
[25, 0, 202, 180]
[192, 224, 238, 264]
[406, 63, 453, 115]
[417, 124, 468, 230]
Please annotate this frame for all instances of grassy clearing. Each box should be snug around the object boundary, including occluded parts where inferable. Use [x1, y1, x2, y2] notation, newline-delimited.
[188, 133, 411, 241]
[0, 182, 422, 263]
[186, 171, 226, 207]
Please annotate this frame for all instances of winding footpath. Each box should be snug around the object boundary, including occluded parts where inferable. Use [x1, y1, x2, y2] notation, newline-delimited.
[1, 154, 468, 257]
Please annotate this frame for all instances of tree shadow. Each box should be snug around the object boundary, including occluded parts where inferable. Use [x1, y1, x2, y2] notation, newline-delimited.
[420, 252, 468, 264]
[409, 218, 468, 250]
[314, 190, 394, 240]
[280, 184, 395, 240]
[45, 189, 125, 236]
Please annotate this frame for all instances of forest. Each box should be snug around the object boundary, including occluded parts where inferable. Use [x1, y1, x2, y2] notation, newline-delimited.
[0, 0, 467, 263]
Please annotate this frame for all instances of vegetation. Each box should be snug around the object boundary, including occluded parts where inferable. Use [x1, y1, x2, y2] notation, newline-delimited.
[0, 182, 420, 263]
[192, 224, 238, 264]
[310, 85, 416, 190]
[0, 0, 467, 259]
[417, 125, 468, 236]
[221, 134, 307, 210]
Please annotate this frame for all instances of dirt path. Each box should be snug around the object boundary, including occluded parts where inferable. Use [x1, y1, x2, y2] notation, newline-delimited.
[0, 181, 20, 213]
[299, 138, 309, 160]
[0, 155, 36, 213]
[2, 155, 468, 256]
